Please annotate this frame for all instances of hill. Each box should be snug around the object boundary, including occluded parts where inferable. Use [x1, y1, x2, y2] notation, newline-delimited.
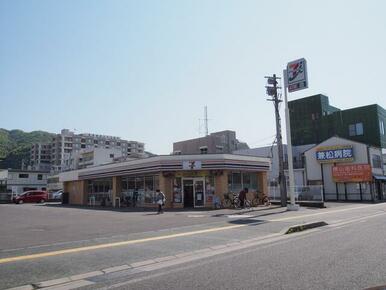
[0, 129, 55, 169]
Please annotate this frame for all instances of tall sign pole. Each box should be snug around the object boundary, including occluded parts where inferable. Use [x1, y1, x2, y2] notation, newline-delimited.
[284, 58, 308, 210]
[265, 74, 287, 207]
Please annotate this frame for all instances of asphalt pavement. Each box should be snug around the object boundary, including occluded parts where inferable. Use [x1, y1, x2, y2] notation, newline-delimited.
[1, 202, 386, 290]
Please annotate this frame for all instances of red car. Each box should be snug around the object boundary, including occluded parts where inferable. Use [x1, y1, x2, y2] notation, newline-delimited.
[13, 190, 48, 204]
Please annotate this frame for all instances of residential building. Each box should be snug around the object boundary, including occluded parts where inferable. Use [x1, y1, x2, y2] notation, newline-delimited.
[173, 130, 249, 155]
[289, 94, 386, 148]
[63, 147, 125, 170]
[59, 154, 270, 208]
[49, 129, 145, 172]
[383, 153, 386, 173]
[0, 169, 48, 201]
[30, 143, 52, 171]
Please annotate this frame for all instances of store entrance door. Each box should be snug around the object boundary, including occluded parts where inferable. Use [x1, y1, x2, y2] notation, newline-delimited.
[183, 179, 194, 208]
[183, 178, 205, 208]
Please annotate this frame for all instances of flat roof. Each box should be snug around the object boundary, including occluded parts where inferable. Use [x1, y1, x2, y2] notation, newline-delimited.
[59, 154, 271, 182]
[0, 169, 49, 174]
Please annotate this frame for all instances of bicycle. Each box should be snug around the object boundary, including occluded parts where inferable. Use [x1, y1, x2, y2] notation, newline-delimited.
[242, 198, 252, 209]
[222, 192, 239, 209]
[251, 191, 271, 207]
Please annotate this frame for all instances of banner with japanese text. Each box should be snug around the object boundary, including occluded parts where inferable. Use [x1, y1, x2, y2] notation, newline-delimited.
[332, 164, 372, 183]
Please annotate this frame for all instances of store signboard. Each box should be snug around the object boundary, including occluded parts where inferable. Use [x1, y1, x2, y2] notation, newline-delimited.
[287, 58, 308, 93]
[316, 145, 354, 163]
[182, 160, 202, 170]
[332, 164, 372, 183]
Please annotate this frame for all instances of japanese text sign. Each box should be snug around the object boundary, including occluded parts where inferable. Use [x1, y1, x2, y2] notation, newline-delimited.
[316, 145, 354, 163]
[332, 164, 372, 183]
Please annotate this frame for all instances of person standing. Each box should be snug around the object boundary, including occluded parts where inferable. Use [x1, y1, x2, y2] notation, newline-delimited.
[238, 187, 248, 208]
[156, 189, 166, 214]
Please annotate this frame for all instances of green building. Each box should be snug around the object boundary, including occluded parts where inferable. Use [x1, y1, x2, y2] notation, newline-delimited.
[289, 94, 386, 148]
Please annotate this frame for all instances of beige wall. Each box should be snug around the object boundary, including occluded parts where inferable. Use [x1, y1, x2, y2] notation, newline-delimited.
[258, 171, 268, 200]
[214, 171, 228, 200]
[159, 173, 173, 208]
[64, 180, 87, 205]
[112, 176, 122, 207]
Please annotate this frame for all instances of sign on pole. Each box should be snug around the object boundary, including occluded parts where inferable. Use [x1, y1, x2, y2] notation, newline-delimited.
[287, 58, 308, 93]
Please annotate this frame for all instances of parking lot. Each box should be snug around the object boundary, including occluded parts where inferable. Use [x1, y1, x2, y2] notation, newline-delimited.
[0, 202, 278, 251]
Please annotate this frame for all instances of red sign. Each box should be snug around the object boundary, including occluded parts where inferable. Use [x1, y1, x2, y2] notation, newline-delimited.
[332, 164, 372, 183]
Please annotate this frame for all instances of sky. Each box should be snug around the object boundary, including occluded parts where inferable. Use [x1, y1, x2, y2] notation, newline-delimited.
[1, 0, 385, 154]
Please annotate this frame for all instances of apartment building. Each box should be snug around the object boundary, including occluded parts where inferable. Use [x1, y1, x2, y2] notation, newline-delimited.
[30, 143, 52, 171]
[49, 129, 145, 172]
[63, 147, 125, 170]
[173, 130, 249, 155]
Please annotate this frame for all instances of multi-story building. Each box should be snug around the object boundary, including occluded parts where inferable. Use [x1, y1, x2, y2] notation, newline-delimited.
[63, 147, 125, 170]
[172, 130, 249, 155]
[383, 153, 386, 172]
[49, 129, 145, 172]
[30, 143, 52, 171]
[289, 94, 386, 148]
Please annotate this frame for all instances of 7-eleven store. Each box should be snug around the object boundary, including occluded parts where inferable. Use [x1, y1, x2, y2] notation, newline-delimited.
[59, 154, 271, 209]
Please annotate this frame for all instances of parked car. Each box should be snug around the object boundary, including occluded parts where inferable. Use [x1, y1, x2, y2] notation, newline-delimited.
[52, 190, 63, 200]
[13, 190, 48, 204]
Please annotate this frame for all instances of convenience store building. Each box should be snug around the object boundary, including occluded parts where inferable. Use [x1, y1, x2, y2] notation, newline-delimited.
[59, 154, 271, 208]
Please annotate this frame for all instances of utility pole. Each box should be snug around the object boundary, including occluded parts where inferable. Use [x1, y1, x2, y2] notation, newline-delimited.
[266, 74, 287, 207]
[204, 106, 209, 136]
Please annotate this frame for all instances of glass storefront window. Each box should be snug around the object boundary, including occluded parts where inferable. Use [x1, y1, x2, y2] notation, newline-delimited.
[135, 177, 144, 190]
[88, 178, 112, 203]
[145, 176, 154, 191]
[228, 172, 258, 193]
[121, 178, 128, 192]
[231, 172, 242, 192]
[242, 172, 258, 193]
[119, 175, 159, 205]
[173, 177, 182, 203]
[250, 174, 258, 192]
[127, 177, 135, 190]
[145, 176, 155, 204]
[205, 176, 215, 205]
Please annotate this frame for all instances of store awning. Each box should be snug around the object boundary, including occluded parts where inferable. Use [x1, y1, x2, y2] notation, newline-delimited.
[373, 175, 386, 181]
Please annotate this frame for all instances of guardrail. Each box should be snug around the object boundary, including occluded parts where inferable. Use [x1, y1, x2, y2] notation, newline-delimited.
[268, 185, 324, 203]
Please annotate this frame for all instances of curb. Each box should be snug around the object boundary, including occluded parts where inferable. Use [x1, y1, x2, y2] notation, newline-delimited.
[284, 221, 328, 234]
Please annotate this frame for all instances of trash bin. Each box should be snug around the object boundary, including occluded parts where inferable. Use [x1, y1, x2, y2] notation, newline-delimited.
[62, 192, 69, 204]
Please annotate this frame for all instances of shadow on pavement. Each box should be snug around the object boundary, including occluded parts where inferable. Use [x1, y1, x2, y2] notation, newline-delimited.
[227, 219, 266, 225]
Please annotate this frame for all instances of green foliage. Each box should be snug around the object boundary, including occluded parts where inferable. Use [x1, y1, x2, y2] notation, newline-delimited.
[0, 128, 55, 169]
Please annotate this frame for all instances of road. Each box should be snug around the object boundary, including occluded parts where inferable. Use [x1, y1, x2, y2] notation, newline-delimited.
[1, 202, 386, 289]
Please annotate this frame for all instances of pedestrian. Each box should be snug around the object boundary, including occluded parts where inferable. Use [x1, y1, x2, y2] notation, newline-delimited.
[238, 187, 248, 208]
[156, 189, 166, 214]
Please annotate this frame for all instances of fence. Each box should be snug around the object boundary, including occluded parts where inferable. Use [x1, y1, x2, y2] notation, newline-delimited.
[268, 185, 324, 203]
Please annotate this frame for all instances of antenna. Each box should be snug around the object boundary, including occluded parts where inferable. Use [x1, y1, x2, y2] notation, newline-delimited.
[204, 106, 209, 136]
